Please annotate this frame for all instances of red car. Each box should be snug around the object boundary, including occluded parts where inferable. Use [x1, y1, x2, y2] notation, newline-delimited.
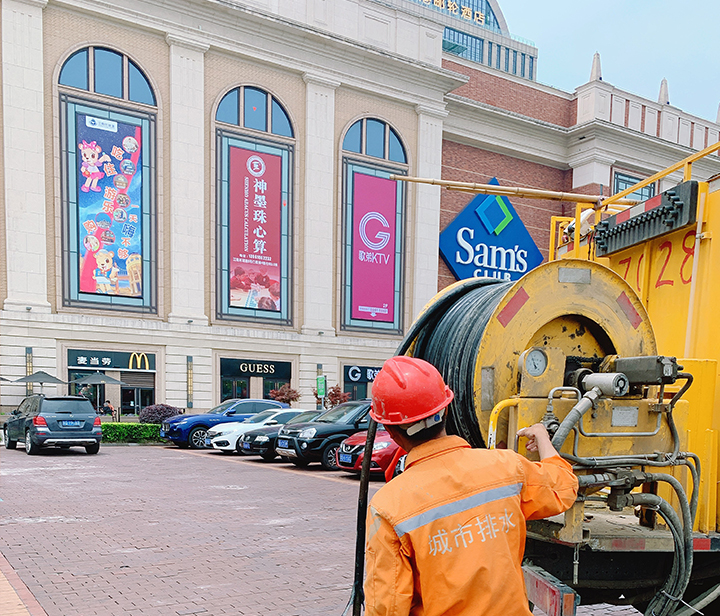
[336, 427, 405, 480]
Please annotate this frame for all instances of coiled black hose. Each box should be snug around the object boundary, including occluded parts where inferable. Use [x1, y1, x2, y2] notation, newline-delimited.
[412, 279, 513, 447]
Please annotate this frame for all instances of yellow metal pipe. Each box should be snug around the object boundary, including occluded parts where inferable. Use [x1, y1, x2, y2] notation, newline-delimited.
[487, 398, 518, 449]
[574, 203, 582, 258]
[683, 162, 693, 182]
[390, 175, 640, 205]
[549, 217, 559, 261]
[684, 188, 707, 357]
[602, 139, 720, 206]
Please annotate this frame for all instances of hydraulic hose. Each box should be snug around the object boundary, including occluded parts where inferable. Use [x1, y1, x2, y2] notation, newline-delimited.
[673, 582, 720, 616]
[551, 387, 602, 450]
[623, 493, 689, 616]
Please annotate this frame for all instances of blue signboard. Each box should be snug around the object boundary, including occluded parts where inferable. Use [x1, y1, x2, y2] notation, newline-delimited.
[439, 178, 544, 282]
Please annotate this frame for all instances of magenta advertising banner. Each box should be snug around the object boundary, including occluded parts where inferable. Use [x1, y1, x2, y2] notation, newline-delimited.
[351, 173, 397, 322]
[228, 147, 283, 312]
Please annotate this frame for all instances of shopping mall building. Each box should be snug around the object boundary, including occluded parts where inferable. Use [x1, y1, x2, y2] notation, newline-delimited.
[1, 0, 719, 412]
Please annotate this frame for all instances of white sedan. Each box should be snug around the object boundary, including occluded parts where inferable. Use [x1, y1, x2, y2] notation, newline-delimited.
[205, 409, 302, 452]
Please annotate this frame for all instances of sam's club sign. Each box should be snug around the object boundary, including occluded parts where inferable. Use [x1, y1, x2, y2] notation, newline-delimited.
[439, 178, 543, 281]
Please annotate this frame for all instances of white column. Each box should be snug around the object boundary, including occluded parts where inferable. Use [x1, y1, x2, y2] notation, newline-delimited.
[2, 0, 51, 312]
[412, 105, 446, 320]
[301, 73, 339, 335]
[166, 34, 209, 325]
[569, 153, 614, 190]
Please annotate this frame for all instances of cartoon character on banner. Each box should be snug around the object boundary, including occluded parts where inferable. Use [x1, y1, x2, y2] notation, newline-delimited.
[79, 140, 111, 193]
[93, 249, 119, 294]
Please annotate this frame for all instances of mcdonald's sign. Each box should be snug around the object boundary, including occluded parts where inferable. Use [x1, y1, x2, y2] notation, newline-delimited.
[128, 352, 150, 371]
[68, 349, 155, 371]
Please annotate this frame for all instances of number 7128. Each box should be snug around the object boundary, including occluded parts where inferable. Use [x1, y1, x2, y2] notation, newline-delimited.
[612, 229, 696, 293]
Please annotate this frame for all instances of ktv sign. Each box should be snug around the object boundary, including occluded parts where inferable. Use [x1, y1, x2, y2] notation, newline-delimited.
[439, 178, 543, 282]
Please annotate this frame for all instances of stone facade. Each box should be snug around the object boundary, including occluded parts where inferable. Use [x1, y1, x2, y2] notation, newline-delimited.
[1, 0, 719, 412]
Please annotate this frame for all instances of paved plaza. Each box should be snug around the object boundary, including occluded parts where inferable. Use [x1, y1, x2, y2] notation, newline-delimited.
[0, 444, 640, 615]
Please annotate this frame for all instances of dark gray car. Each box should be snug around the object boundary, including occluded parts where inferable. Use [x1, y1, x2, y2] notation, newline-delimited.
[4, 395, 102, 455]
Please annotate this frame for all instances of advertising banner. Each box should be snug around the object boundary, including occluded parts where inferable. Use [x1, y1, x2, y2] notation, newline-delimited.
[77, 114, 143, 297]
[351, 173, 397, 323]
[228, 147, 283, 312]
[439, 178, 544, 282]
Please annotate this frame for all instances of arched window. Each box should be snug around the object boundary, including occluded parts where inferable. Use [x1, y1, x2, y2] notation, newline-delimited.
[216, 86, 293, 138]
[58, 47, 157, 312]
[342, 118, 406, 164]
[340, 118, 407, 334]
[59, 47, 156, 106]
[215, 86, 295, 324]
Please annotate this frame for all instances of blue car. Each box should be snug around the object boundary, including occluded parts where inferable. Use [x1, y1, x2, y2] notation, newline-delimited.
[160, 399, 288, 449]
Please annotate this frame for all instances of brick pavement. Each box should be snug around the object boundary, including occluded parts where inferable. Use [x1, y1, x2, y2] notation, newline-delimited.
[0, 444, 640, 616]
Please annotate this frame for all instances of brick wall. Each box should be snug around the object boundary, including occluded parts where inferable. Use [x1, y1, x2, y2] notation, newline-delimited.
[443, 59, 576, 128]
[439, 139, 573, 290]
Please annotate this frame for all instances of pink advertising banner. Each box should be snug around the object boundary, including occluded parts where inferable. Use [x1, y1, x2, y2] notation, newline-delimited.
[351, 173, 397, 322]
[229, 147, 283, 312]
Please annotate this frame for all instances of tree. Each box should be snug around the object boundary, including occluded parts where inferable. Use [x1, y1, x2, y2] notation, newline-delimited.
[313, 384, 351, 409]
[268, 383, 300, 405]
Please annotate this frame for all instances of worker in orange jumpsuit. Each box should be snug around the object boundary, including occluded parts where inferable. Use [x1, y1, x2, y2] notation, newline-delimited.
[364, 356, 578, 616]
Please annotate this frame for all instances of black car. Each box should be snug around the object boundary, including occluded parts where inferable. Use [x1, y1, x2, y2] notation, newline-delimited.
[275, 400, 372, 470]
[239, 410, 321, 460]
[4, 395, 102, 455]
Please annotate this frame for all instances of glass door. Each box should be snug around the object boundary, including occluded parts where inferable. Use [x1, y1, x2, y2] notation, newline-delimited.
[121, 387, 156, 414]
[221, 377, 248, 401]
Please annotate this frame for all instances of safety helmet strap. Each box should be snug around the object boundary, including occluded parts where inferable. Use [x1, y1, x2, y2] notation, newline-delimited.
[404, 408, 446, 437]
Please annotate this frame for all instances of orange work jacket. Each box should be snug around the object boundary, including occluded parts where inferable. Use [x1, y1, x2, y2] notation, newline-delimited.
[364, 435, 578, 616]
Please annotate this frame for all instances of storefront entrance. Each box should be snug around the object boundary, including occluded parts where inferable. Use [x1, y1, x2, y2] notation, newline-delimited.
[221, 377, 249, 401]
[120, 370, 155, 414]
[220, 358, 292, 401]
[121, 388, 155, 414]
[343, 365, 381, 401]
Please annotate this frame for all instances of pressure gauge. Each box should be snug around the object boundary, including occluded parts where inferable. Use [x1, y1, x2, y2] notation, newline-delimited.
[522, 348, 548, 377]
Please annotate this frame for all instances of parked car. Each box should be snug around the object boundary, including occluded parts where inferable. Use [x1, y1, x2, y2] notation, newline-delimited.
[160, 399, 288, 449]
[275, 400, 372, 470]
[239, 410, 321, 460]
[4, 395, 102, 455]
[336, 427, 404, 478]
[205, 409, 303, 452]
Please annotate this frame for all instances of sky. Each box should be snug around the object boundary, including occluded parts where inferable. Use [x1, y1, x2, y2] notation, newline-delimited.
[499, 0, 720, 123]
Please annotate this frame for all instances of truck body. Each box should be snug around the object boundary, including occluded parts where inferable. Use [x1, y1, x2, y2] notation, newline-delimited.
[393, 143, 720, 613]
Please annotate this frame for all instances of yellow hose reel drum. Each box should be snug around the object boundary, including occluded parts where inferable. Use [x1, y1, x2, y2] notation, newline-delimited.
[407, 259, 658, 452]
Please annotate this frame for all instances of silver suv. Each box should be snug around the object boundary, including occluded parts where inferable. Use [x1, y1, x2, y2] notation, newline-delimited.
[4, 395, 102, 455]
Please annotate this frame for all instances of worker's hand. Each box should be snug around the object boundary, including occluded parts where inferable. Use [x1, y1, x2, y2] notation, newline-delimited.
[517, 423, 557, 460]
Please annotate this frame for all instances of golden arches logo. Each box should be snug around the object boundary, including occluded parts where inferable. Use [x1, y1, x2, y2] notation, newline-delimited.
[128, 352, 150, 370]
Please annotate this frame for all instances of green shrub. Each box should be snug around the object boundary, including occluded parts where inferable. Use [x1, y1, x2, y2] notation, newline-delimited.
[101, 422, 162, 443]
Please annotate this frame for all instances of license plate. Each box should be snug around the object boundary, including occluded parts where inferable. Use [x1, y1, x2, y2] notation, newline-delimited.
[339, 453, 352, 464]
[160, 430, 165, 437]
[242, 442, 251, 450]
[61, 420, 82, 427]
[278, 439, 289, 448]
[205, 438, 213, 446]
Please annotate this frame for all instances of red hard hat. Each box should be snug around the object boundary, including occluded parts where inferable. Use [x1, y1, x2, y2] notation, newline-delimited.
[370, 356, 454, 425]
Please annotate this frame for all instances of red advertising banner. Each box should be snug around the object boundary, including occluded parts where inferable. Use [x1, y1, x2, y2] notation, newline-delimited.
[229, 148, 283, 312]
[351, 173, 397, 322]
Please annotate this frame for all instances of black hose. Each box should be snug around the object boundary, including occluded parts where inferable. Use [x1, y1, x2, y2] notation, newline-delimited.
[551, 389, 599, 450]
[626, 493, 688, 616]
[646, 473, 694, 585]
[413, 280, 512, 447]
[345, 418, 378, 616]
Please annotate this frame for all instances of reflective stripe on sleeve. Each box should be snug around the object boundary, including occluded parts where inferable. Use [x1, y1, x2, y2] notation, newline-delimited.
[394, 483, 522, 538]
